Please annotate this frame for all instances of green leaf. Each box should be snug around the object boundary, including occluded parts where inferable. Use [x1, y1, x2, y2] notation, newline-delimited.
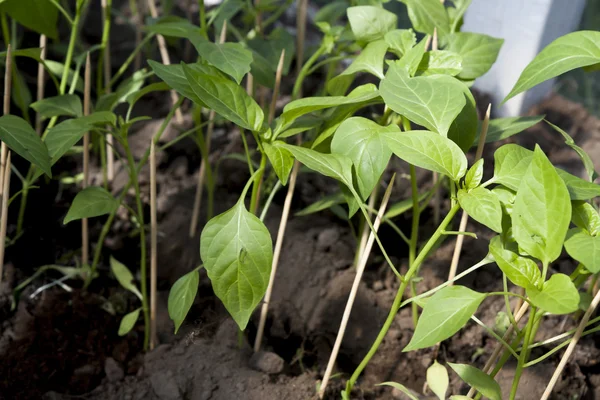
[385, 29, 416, 57]
[380, 64, 466, 136]
[427, 361, 449, 400]
[465, 159, 484, 189]
[144, 15, 201, 37]
[477, 115, 544, 144]
[417, 50, 463, 77]
[404, 286, 485, 351]
[545, 120, 596, 181]
[200, 195, 273, 330]
[527, 273, 580, 314]
[458, 187, 503, 233]
[63, 187, 120, 224]
[488, 236, 540, 288]
[396, 36, 428, 77]
[347, 6, 397, 42]
[148, 60, 207, 107]
[110, 256, 143, 300]
[331, 117, 395, 199]
[512, 146, 571, 264]
[0, 115, 51, 177]
[400, 0, 450, 38]
[377, 382, 419, 400]
[493, 144, 534, 191]
[30, 94, 82, 118]
[315, 1, 349, 24]
[383, 130, 467, 181]
[168, 269, 200, 334]
[505, 31, 600, 102]
[295, 192, 346, 217]
[447, 83, 478, 152]
[448, 363, 501, 400]
[263, 141, 294, 186]
[45, 118, 92, 165]
[280, 144, 353, 187]
[183, 63, 264, 131]
[571, 201, 600, 236]
[556, 169, 600, 201]
[191, 39, 253, 84]
[446, 33, 504, 80]
[448, 0, 472, 33]
[0, 0, 58, 39]
[247, 28, 295, 76]
[565, 228, 600, 273]
[126, 82, 171, 108]
[385, 191, 429, 219]
[118, 308, 141, 336]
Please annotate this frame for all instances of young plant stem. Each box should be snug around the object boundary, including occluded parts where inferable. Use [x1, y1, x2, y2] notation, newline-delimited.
[447, 104, 491, 284]
[319, 175, 395, 398]
[510, 306, 538, 399]
[292, 44, 326, 100]
[82, 54, 91, 266]
[146, 0, 183, 123]
[198, 0, 206, 36]
[0, 44, 11, 198]
[345, 203, 461, 395]
[188, 23, 227, 237]
[101, 0, 115, 182]
[149, 140, 158, 350]
[0, 153, 10, 285]
[409, 165, 420, 327]
[254, 0, 262, 34]
[35, 35, 47, 135]
[541, 285, 600, 399]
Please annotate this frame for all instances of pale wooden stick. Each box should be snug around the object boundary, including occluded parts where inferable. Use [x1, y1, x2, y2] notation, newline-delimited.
[188, 22, 227, 238]
[150, 140, 158, 349]
[541, 288, 600, 399]
[0, 45, 12, 197]
[355, 190, 378, 267]
[268, 51, 285, 124]
[102, 0, 115, 182]
[296, 0, 308, 83]
[0, 152, 11, 285]
[432, 27, 439, 51]
[35, 35, 47, 135]
[318, 174, 395, 398]
[82, 53, 91, 266]
[447, 104, 491, 284]
[146, 0, 183, 123]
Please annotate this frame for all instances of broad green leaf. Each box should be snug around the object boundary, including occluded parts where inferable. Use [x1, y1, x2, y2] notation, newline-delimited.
[493, 144, 534, 191]
[183, 63, 264, 131]
[449, 0, 472, 33]
[383, 130, 467, 181]
[44, 118, 93, 165]
[331, 117, 395, 199]
[275, 115, 323, 139]
[0, 115, 51, 177]
[385, 29, 416, 57]
[546, 120, 596, 181]
[263, 141, 294, 185]
[458, 187, 502, 233]
[200, 194, 273, 330]
[447, 83, 478, 152]
[0, 0, 58, 39]
[295, 192, 345, 217]
[30, 94, 82, 118]
[505, 31, 600, 101]
[377, 383, 418, 400]
[527, 273, 580, 314]
[63, 187, 120, 224]
[208, 0, 244, 30]
[191, 39, 253, 84]
[477, 115, 544, 144]
[12, 68, 31, 118]
[144, 15, 201, 37]
[416, 50, 463, 77]
[404, 286, 485, 351]
[427, 361, 449, 400]
[571, 201, 600, 236]
[488, 236, 540, 288]
[448, 363, 501, 400]
[347, 6, 397, 42]
[465, 159, 484, 190]
[446, 33, 504, 80]
[280, 144, 353, 187]
[315, 1, 348, 24]
[126, 82, 171, 108]
[148, 60, 207, 107]
[248, 50, 276, 89]
[79, 111, 117, 126]
[380, 64, 466, 136]
[118, 308, 141, 336]
[168, 269, 200, 333]
[400, 0, 450, 38]
[396, 36, 428, 77]
[556, 169, 600, 201]
[492, 186, 516, 213]
[110, 256, 143, 300]
[247, 28, 295, 76]
[512, 146, 571, 264]
[565, 228, 600, 273]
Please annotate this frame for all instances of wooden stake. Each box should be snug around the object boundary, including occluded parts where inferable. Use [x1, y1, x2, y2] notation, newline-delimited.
[150, 139, 158, 349]
[318, 174, 395, 398]
[35, 35, 47, 135]
[0, 152, 11, 286]
[146, 0, 183, 123]
[82, 53, 91, 265]
[268, 50, 286, 124]
[189, 22, 227, 238]
[0, 44, 12, 197]
[102, 0, 116, 183]
[296, 0, 308, 84]
[432, 27, 439, 51]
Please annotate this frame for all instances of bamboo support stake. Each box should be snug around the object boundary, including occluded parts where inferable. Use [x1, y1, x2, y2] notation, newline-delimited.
[447, 104, 491, 284]
[268, 51, 285, 124]
[188, 22, 227, 238]
[82, 54, 91, 265]
[150, 140, 158, 349]
[146, 0, 183, 123]
[35, 35, 47, 135]
[296, 0, 308, 89]
[318, 174, 395, 398]
[101, 0, 116, 182]
[0, 45, 11, 196]
[0, 153, 11, 285]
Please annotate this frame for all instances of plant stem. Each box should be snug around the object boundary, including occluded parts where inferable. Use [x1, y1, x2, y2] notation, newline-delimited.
[35, 35, 47, 135]
[149, 140, 158, 349]
[408, 164, 420, 328]
[0, 153, 11, 286]
[0, 44, 11, 207]
[292, 44, 326, 100]
[198, 0, 206, 36]
[82, 53, 91, 266]
[249, 154, 267, 215]
[345, 203, 460, 395]
[510, 306, 538, 400]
